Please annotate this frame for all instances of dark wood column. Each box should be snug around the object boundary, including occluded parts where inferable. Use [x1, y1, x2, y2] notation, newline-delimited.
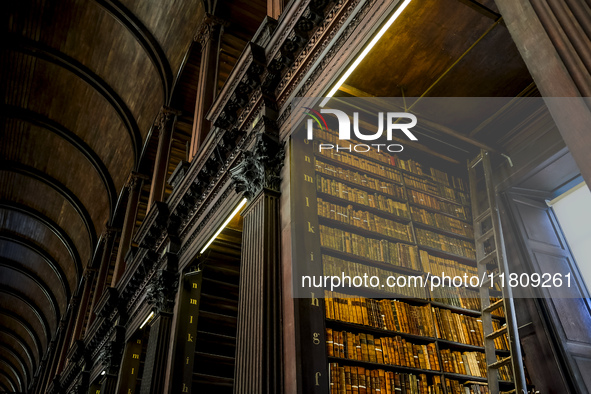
[112, 173, 146, 286]
[139, 260, 178, 394]
[40, 319, 67, 393]
[98, 329, 125, 394]
[88, 227, 119, 326]
[147, 107, 180, 211]
[53, 296, 79, 379]
[231, 130, 284, 394]
[70, 270, 95, 346]
[188, 14, 225, 160]
[494, 0, 591, 185]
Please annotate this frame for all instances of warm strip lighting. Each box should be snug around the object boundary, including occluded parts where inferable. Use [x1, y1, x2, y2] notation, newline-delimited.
[320, 0, 412, 107]
[200, 198, 248, 254]
[139, 311, 155, 329]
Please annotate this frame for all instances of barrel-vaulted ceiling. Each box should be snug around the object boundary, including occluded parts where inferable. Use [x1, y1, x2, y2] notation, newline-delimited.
[0, 0, 204, 390]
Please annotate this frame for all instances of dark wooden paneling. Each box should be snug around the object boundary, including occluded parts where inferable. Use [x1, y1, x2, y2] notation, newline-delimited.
[505, 192, 591, 394]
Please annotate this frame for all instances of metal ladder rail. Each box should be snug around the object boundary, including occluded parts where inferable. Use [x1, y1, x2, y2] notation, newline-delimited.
[468, 150, 527, 394]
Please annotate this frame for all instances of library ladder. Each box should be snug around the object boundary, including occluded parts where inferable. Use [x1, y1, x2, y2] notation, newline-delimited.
[468, 150, 527, 394]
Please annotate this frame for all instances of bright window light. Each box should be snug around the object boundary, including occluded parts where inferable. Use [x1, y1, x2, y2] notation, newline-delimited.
[320, 0, 412, 107]
[550, 182, 591, 292]
[200, 198, 248, 254]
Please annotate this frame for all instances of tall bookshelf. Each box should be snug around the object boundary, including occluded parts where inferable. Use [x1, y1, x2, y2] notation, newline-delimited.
[291, 126, 522, 394]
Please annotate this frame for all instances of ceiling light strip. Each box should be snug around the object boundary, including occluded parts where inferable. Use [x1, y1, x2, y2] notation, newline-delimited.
[200, 198, 248, 254]
[320, 0, 412, 107]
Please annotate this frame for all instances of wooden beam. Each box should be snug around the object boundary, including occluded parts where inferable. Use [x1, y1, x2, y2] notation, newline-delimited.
[455, 0, 501, 20]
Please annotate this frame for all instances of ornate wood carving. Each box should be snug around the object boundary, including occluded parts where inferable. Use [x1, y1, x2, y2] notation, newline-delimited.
[146, 267, 179, 316]
[230, 132, 285, 199]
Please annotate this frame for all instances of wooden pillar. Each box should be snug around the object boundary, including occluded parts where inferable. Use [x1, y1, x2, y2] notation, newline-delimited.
[188, 14, 225, 160]
[40, 319, 68, 392]
[37, 340, 57, 394]
[111, 173, 145, 286]
[267, 0, 283, 19]
[88, 227, 118, 326]
[53, 296, 79, 378]
[230, 130, 284, 394]
[140, 263, 178, 394]
[494, 0, 591, 186]
[70, 270, 95, 346]
[98, 334, 125, 394]
[147, 107, 180, 211]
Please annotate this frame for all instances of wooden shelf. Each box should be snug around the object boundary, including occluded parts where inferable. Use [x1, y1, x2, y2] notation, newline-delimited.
[430, 301, 481, 317]
[405, 184, 467, 208]
[328, 356, 441, 375]
[413, 221, 473, 242]
[326, 318, 437, 343]
[409, 202, 472, 223]
[320, 246, 425, 278]
[418, 246, 476, 266]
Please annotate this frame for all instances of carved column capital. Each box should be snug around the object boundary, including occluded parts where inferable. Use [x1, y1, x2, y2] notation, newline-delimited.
[146, 269, 178, 315]
[102, 226, 120, 240]
[194, 13, 227, 46]
[154, 106, 181, 132]
[230, 132, 285, 200]
[125, 172, 148, 192]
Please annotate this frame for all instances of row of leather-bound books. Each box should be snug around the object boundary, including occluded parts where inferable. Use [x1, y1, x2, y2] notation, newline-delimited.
[419, 251, 478, 278]
[326, 328, 440, 371]
[319, 225, 417, 268]
[325, 291, 435, 337]
[430, 287, 482, 312]
[313, 127, 468, 192]
[403, 174, 470, 207]
[317, 175, 410, 217]
[440, 349, 513, 382]
[329, 362, 495, 394]
[406, 188, 472, 221]
[412, 207, 474, 238]
[316, 184, 475, 261]
[322, 256, 428, 299]
[415, 228, 476, 260]
[317, 198, 475, 249]
[446, 380, 490, 394]
[433, 307, 484, 347]
[319, 221, 476, 266]
[435, 307, 509, 351]
[315, 159, 404, 191]
[324, 291, 506, 348]
[317, 198, 414, 243]
[329, 363, 443, 394]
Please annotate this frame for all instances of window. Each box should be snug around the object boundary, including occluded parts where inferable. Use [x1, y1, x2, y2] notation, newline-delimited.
[549, 182, 591, 293]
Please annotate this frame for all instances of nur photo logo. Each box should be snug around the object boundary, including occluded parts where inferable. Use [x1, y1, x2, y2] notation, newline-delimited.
[304, 107, 418, 153]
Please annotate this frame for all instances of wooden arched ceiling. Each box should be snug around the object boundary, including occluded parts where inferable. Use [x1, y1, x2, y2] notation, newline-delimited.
[0, 0, 204, 389]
